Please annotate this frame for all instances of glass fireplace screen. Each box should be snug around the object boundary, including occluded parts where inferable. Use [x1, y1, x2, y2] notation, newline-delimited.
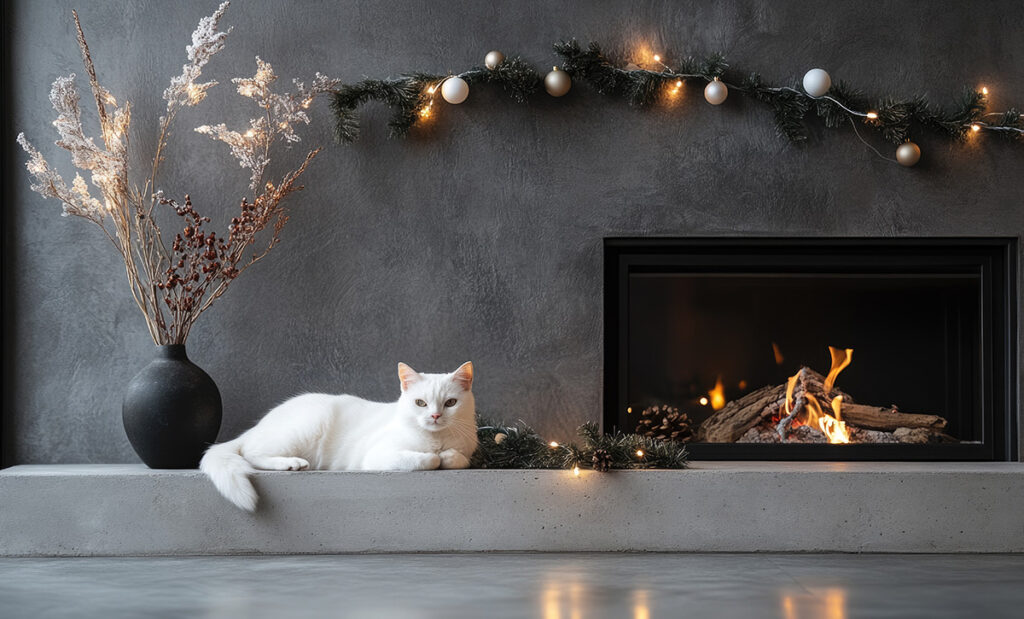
[604, 238, 1016, 460]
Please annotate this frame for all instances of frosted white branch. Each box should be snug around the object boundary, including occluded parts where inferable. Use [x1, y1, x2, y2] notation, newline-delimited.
[163, 1, 231, 112]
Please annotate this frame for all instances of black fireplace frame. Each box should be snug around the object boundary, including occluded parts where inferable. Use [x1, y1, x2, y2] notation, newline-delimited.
[604, 237, 1018, 461]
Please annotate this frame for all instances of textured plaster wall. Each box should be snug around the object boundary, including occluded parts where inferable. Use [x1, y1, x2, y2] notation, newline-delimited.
[4, 0, 1023, 464]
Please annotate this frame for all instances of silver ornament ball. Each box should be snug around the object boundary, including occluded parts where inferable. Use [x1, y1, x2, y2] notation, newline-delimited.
[802, 68, 832, 97]
[896, 142, 921, 167]
[703, 78, 728, 105]
[485, 50, 505, 70]
[545, 67, 572, 97]
[441, 76, 469, 104]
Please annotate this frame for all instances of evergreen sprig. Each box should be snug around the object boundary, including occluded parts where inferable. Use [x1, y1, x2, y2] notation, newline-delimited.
[472, 417, 689, 471]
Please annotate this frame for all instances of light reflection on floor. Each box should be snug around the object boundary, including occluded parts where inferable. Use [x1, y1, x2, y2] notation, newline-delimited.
[781, 587, 846, 619]
[1, 553, 1022, 619]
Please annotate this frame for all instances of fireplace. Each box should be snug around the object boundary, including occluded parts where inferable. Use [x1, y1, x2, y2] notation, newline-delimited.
[604, 238, 1017, 460]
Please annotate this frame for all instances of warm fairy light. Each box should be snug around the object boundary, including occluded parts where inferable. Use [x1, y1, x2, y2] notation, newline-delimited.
[573, 465, 581, 477]
[549, 441, 559, 448]
[699, 397, 709, 406]
[971, 123, 981, 132]
[866, 112, 878, 119]
[279, 122, 288, 129]
[427, 85, 437, 94]
[627, 406, 633, 414]
[652, 54, 661, 62]
[635, 450, 644, 457]
[245, 129, 255, 138]
[675, 80, 682, 87]
[982, 86, 989, 95]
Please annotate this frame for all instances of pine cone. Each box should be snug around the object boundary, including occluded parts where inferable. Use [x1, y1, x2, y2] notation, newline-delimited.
[592, 449, 613, 472]
[635, 404, 693, 443]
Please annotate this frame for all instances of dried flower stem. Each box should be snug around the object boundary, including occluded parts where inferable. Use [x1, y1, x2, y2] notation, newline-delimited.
[18, 2, 336, 345]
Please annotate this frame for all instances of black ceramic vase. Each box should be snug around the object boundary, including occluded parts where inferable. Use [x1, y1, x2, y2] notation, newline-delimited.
[122, 345, 222, 469]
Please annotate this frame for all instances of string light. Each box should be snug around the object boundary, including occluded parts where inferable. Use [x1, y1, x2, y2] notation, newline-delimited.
[866, 112, 878, 119]
[245, 129, 255, 138]
[549, 441, 559, 448]
[573, 465, 581, 477]
[699, 397, 709, 406]
[636, 450, 644, 458]
[652, 54, 660, 62]
[971, 123, 981, 132]
[982, 86, 989, 95]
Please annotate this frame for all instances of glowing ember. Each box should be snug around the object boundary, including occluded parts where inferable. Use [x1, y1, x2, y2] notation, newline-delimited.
[708, 376, 726, 410]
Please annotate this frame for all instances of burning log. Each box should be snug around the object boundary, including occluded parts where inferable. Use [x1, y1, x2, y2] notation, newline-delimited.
[697, 362, 948, 443]
[697, 367, 849, 443]
[839, 403, 946, 432]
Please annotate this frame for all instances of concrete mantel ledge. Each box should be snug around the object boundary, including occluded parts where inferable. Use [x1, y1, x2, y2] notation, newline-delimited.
[1, 463, 1023, 556]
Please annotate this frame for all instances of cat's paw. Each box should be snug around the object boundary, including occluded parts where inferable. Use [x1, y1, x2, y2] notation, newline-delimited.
[262, 456, 310, 471]
[411, 452, 441, 470]
[439, 448, 470, 469]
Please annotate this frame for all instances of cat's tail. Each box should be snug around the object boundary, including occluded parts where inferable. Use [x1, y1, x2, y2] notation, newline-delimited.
[200, 438, 258, 512]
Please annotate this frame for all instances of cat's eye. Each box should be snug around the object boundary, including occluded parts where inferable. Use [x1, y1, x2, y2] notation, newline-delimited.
[415, 399, 427, 407]
[444, 398, 457, 407]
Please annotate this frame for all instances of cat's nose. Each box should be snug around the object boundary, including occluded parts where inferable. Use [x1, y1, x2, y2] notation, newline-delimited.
[430, 413, 442, 421]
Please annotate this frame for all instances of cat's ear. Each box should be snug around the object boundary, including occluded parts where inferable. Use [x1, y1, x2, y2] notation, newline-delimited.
[397, 362, 421, 391]
[452, 361, 474, 391]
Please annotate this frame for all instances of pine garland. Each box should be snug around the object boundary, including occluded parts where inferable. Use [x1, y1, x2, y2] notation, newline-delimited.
[553, 40, 1019, 145]
[331, 56, 542, 142]
[330, 40, 1023, 159]
[473, 417, 689, 471]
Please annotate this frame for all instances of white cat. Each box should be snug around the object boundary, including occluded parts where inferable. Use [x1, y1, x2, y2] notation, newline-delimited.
[200, 362, 478, 511]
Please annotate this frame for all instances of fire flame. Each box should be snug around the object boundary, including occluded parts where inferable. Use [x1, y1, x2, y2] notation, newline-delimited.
[803, 393, 850, 444]
[823, 346, 853, 393]
[708, 376, 726, 410]
[782, 346, 853, 444]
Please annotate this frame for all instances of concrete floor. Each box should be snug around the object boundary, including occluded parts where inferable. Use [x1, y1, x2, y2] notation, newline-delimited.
[1, 553, 1022, 618]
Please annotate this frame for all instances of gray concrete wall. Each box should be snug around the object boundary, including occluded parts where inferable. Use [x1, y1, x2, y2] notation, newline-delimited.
[5, 1, 1023, 464]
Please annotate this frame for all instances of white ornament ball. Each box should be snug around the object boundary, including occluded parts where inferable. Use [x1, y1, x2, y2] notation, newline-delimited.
[544, 67, 572, 97]
[485, 50, 505, 70]
[896, 142, 921, 167]
[441, 76, 469, 104]
[703, 78, 728, 105]
[802, 68, 832, 97]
